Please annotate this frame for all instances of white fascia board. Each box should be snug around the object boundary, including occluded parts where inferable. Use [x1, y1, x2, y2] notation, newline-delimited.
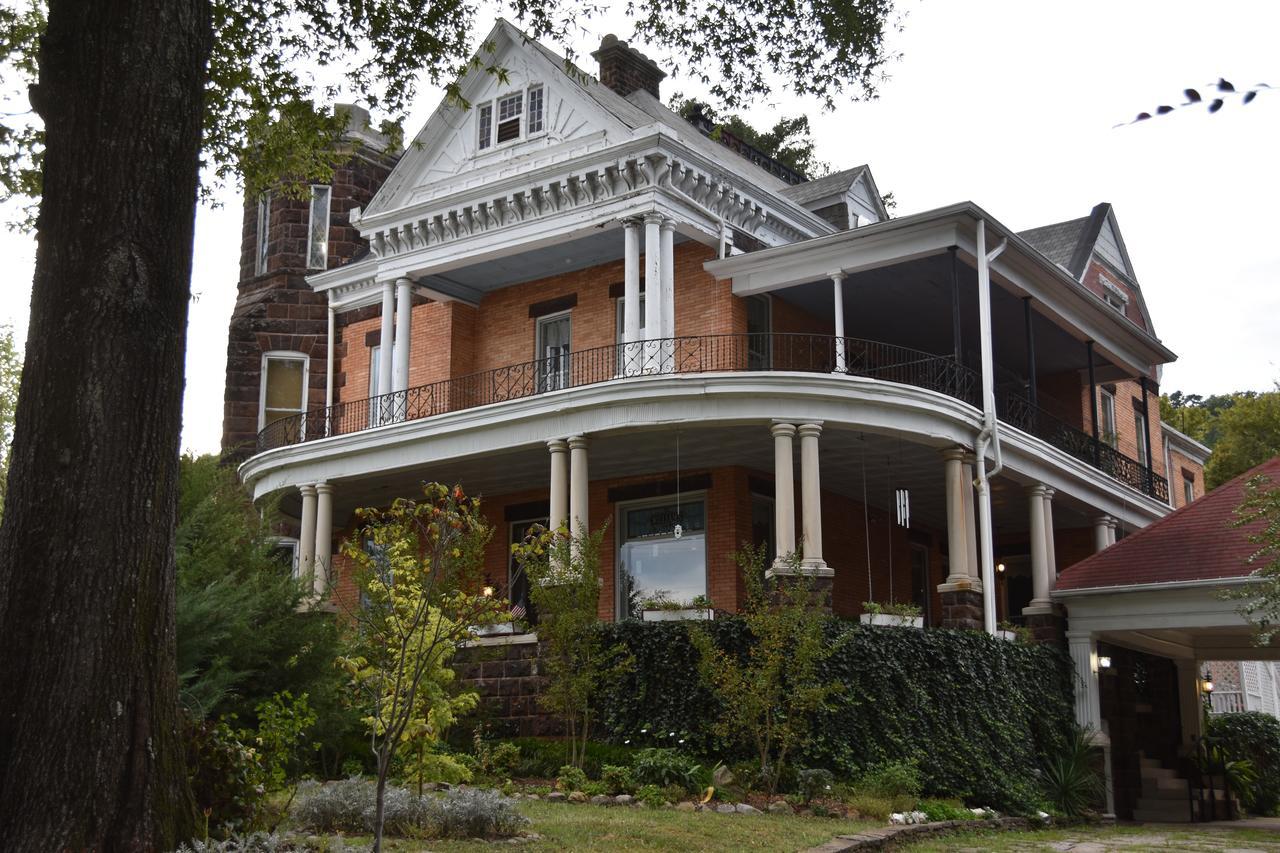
[1162, 422, 1213, 463]
[719, 217, 963, 295]
[996, 426, 1171, 525]
[1058, 582, 1257, 631]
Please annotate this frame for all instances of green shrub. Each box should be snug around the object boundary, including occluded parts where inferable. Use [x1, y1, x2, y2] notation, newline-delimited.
[292, 779, 528, 839]
[635, 784, 665, 808]
[846, 792, 896, 821]
[1209, 712, 1280, 815]
[555, 764, 589, 793]
[504, 737, 638, 778]
[631, 747, 703, 793]
[185, 714, 266, 833]
[858, 759, 922, 799]
[918, 798, 973, 821]
[602, 764, 636, 795]
[595, 617, 1073, 813]
[1041, 726, 1104, 818]
[794, 767, 835, 804]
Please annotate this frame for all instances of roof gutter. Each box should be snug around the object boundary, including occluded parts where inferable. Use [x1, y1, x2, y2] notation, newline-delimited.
[1052, 574, 1259, 599]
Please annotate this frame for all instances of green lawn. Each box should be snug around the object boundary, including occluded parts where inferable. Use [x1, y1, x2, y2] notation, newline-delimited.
[901, 822, 1280, 852]
[328, 800, 877, 851]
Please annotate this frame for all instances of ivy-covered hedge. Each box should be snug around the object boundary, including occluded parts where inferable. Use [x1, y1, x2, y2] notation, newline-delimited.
[595, 618, 1074, 812]
[1208, 711, 1280, 815]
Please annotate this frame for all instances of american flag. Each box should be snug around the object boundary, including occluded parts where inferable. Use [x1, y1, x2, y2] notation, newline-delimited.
[510, 603, 527, 621]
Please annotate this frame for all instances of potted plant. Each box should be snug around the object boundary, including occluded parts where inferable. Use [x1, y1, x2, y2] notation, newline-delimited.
[640, 592, 714, 622]
[859, 600, 924, 629]
[997, 620, 1031, 643]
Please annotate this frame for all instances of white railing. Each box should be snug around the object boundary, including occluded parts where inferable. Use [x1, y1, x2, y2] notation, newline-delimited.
[1209, 691, 1245, 714]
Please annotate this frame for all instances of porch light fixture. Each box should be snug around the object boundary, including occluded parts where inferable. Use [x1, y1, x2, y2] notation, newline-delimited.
[482, 585, 494, 598]
[996, 562, 1006, 573]
[1201, 671, 1214, 694]
[1098, 655, 1112, 670]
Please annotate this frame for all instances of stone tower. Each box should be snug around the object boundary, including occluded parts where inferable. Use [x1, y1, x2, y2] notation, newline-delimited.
[220, 105, 398, 458]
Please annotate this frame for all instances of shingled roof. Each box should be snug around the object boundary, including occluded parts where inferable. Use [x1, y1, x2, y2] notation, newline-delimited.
[1056, 456, 1280, 592]
[1019, 216, 1091, 271]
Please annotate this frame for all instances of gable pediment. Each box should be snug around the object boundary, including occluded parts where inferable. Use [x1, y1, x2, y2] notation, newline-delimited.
[364, 22, 635, 218]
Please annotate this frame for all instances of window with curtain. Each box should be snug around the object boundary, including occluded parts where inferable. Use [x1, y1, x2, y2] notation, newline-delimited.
[259, 352, 308, 429]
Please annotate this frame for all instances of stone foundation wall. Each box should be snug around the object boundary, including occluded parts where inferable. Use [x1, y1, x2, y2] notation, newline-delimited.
[453, 636, 558, 738]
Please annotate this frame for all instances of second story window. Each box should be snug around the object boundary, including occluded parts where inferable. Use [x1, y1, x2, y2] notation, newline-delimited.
[527, 85, 544, 134]
[259, 351, 308, 429]
[307, 185, 331, 270]
[255, 193, 271, 275]
[1099, 388, 1117, 447]
[1183, 470, 1196, 504]
[1134, 408, 1149, 465]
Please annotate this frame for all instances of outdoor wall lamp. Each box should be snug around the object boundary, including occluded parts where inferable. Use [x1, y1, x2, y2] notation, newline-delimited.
[1201, 671, 1214, 694]
[1098, 655, 1112, 670]
[996, 562, 1006, 573]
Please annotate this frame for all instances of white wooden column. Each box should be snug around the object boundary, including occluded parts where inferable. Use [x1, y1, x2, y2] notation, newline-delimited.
[548, 439, 569, 534]
[643, 213, 662, 342]
[569, 435, 590, 538]
[313, 481, 333, 597]
[622, 218, 641, 375]
[798, 423, 828, 574]
[1026, 484, 1052, 614]
[298, 483, 318, 584]
[962, 455, 980, 585]
[1175, 659, 1206, 749]
[941, 449, 971, 587]
[1106, 517, 1118, 547]
[393, 277, 413, 393]
[770, 423, 797, 573]
[660, 218, 675, 342]
[1093, 516, 1111, 552]
[1067, 630, 1104, 735]
[378, 281, 395, 398]
[830, 271, 846, 373]
[1043, 487, 1058, 579]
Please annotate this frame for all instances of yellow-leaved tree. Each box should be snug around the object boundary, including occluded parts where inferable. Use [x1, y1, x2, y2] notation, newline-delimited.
[337, 483, 508, 853]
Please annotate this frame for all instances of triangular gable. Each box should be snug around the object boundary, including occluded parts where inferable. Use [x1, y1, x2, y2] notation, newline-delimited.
[1094, 210, 1137, 280]
[364, 20, 639, 217]
[850, 169, 889, 223]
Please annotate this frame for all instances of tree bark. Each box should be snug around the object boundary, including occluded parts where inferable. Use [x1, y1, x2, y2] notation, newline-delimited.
[0, 0, 210, 848]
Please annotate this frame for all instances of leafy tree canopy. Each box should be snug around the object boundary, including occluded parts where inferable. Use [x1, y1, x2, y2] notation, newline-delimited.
[0, 0, 898, 222]
[0, 325, 19, 515]
[672, 96, 830, 178]
[1161, 388, 1280, 489]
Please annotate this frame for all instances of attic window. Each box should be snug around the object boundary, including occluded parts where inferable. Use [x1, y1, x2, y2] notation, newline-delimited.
[1101, 278, 1128, 313]
[477, 104, 493, 150]
[528, 85, 544, 134]
[496, 92, 523, 143]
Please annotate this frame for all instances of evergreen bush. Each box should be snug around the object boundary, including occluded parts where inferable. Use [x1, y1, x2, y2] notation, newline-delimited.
[1209, 711, 1280, 815]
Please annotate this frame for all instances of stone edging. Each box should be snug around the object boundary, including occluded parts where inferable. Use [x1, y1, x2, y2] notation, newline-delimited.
[804, 817, 1037, 852]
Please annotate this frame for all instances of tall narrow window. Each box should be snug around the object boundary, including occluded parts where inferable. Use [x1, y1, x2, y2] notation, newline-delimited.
[536, 312, 571, 392]
[255, 193, 271, 275]
[368, 344, 382, 427]
[1099, 388, 1117, 447]
[527, 85, 545, 134]
[307, 185, 331, 270]
[496, 92, 523, 143]
[1183, 471, 1196, 504]
[1134, 409, 1149, 466]
[259, 351, 308, 429]
[747, 294, 772, 370]
[477, 103, 493, 150]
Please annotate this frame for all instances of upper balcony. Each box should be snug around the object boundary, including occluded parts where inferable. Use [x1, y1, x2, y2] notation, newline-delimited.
[256, 330, 1168, 502]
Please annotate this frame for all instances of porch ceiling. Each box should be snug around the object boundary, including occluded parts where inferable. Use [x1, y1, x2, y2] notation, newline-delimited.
[774, 253, 1131, 386]
[286, 422, 1093, 539]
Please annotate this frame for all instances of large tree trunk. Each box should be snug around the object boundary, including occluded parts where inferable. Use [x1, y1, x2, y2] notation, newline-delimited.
[0, 0, 210, 848]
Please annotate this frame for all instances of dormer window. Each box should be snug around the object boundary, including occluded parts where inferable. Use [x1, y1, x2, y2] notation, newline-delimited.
[476, 85, 547, 152]
[496, 93, 523, 143]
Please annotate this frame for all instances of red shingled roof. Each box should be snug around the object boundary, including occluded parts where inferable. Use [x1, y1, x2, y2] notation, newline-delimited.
[1055, 456, 1280, 591]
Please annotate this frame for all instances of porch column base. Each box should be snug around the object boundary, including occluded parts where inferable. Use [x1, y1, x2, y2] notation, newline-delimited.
[1024, 608, 1065, 646]
[937, 580, 982, 595]
[939, 588, 984, 630]
[764, 568, 833, 612]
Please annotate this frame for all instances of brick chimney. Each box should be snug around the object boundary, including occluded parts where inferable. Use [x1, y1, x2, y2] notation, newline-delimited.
[591, 34, 666, 99]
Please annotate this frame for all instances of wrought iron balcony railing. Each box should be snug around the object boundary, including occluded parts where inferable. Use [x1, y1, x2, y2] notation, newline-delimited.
[254, 332, 1166, 501]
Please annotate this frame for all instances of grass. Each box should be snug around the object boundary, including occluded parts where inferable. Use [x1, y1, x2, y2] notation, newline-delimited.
[900, 822, 1280, 852]
[315, 800, 878, 851]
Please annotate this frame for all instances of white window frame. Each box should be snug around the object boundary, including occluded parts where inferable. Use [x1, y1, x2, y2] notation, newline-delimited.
[1101, 278, 1129, 313]
[474, 84, 548, 153]
[270, 536, 300, 579]
[1183, 472, 1196, 504]
[1099, 388, 1117, 447]
[258, 350, 309, 430]
[535, 310, 572, 392]
[255, 192, 271, 275]
[614, 490, 709, 619]
[527, 84, 545, 135]
[306, 184, 331, 270]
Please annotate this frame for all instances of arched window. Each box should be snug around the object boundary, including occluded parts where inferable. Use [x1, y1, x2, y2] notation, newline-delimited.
[259, 351, 309, 429]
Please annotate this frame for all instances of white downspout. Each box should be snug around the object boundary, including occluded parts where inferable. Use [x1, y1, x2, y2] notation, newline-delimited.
[325, 298, 335, 436]
[972, 218, 1007, 634]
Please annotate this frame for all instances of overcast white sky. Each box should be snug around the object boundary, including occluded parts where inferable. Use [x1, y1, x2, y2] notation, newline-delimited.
[0, 0, 1276, 455]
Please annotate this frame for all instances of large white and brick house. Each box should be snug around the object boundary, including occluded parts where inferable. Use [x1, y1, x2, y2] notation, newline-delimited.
[222, 21, 1228, 780]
